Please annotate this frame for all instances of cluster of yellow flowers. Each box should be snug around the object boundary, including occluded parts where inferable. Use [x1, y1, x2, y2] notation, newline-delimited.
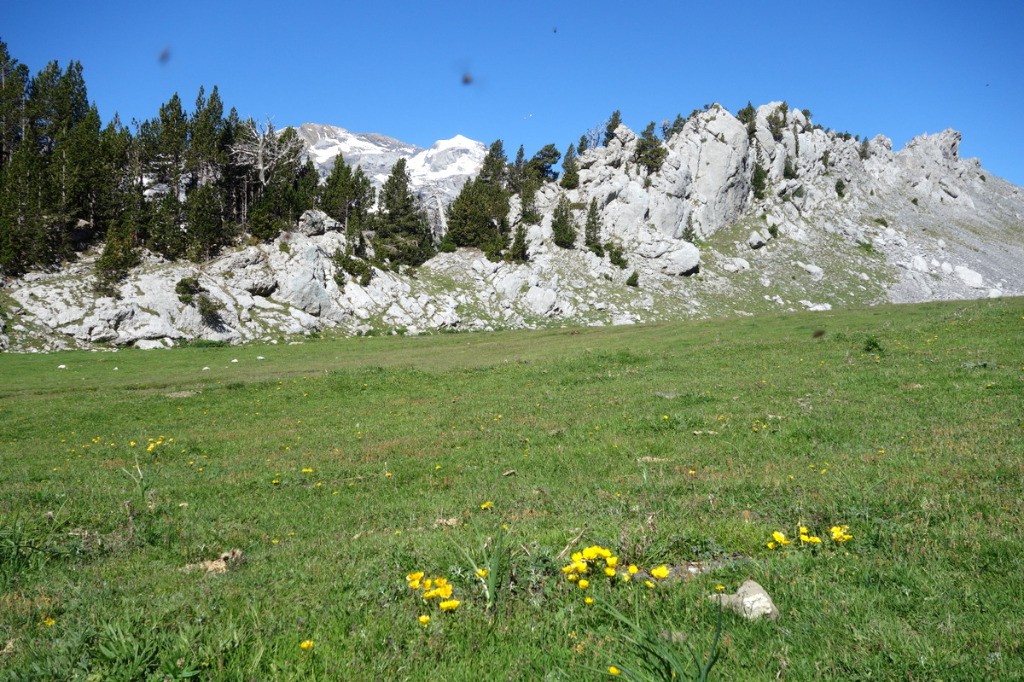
[144, 436, 170, 453]
[767, 524, 853, 549]
[561, 545, 670, 596]
[406, 571, 460, 621]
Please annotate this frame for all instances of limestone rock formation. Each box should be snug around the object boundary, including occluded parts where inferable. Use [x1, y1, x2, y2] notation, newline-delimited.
[3, 102, 1023, 352]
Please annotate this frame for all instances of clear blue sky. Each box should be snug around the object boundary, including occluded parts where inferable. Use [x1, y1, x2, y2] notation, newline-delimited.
[3, 1, 1023, 185]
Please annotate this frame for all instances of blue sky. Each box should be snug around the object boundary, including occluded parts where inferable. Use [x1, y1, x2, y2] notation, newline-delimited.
[3, 1, 1023, 185]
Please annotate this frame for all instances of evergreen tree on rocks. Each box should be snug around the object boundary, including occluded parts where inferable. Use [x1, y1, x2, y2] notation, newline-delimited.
[551, 195, 577, 249]
[319, 153, 375, 240]
[584, 198, 603, 254]
[373, 157, 435, 268]
[526, 143, 561, 182]
[559, 143, 579, 189]
[445, 139, 510, 256]
[604, 110, 622, 146]
[635, 122, 667, 174]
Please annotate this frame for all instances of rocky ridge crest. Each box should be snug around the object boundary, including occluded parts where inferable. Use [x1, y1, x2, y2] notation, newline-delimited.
[2, 103, 1022, 352]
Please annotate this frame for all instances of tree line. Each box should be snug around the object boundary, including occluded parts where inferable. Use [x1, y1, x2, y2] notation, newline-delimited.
[1, 40, 679, 287]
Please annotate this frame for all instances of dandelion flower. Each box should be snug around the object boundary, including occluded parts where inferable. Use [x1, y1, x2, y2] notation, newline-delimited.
[715, 584, 725, 592]
[299, 640, 314, 651]
[479, 500, 493, 510]
[609, 665, 622, 675]
[42, 617, 56, 627]
[772, 531, 791, 546]
[385, 471, 393, 478]
[650, 565, 670, 579]
[475, 568, 488, 579]
[644, 580, 655, 589]
[604, 567, 617, 577]
[767, 541, 777, 550]
[606, 556, 618, 568]
[418, 615, 430, 625]
[302, 467, 314, 473]
[578, 579, 590, 589]
[439, 599, 460, 611]
[627, 565, 639, 575]
[584, 597, 594, 604]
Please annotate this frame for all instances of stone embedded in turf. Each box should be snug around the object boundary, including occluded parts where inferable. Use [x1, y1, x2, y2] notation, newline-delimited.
[709, 580, 779, 621]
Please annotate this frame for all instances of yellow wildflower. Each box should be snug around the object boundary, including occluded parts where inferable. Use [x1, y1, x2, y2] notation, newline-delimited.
[609, 665, 622, 676]
[439, 599, 460, 611]
[299, 640, 314, 651]
[584, 596, 594, 605]
[578, 579, 590, 589]
[772, 531, 791, 546]
[627, 565, 639, 575]
[480, 500, 493, 510]
[650, 565, 670, 579]
[606, 556, 618, 568]
[604, 567, 617, 577]
[644, 580, 655, 589]
[475, 568, 488, 579]
[302, 467, 314, 473]
[715, 584, 725, 592]
[767, 541, 777, 550]
[418, 615, 430, 625]
[42, 617, 56, 627]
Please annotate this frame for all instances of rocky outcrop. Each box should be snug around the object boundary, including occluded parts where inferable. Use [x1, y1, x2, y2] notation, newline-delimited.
[4, 103, 1023, 352]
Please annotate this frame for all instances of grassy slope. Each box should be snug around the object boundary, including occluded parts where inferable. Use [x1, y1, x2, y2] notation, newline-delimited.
[1, 298, 1022, 680]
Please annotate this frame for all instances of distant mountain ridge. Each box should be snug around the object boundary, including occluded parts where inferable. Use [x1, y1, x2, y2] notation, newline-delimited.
[292, 123, 486, 233]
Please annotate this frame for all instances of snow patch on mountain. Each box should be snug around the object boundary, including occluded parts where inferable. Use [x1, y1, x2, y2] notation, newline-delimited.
[292, 123, 485, 233]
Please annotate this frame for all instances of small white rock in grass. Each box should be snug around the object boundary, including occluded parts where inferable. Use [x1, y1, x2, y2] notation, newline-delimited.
[231, 358, 239, 363]
[202, 367, 210, 371]
[256, 356, 265, 360]
[57, 364, 66, 369]
[113, 367, 119, 371]
[709, 580, 779, 621]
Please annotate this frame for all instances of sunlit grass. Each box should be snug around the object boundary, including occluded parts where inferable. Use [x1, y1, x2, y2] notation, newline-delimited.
[1, 298, 1022, 679]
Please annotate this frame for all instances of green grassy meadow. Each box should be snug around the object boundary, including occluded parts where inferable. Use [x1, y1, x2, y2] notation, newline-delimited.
[2, 298, 1023, 680]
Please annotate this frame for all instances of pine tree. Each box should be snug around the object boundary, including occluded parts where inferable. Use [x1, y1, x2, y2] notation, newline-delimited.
[445, 140, 510, 256]
[752, 162, 768, 200]
[507, 145, 526, 194]
[184, 183, 226, 261]
[584, 198, 603, 254]
[526, 144, 561, 182]
[604, 110, 622, 146]
[519, 175, 541, 225]
[551, 195, 577, 249]
[0, 41, 30, 171]
[373, 158, 435, 267]
[319, 154, 375, 239]
[577, 134, 588, 155]
[186, 85, 226, 189]
[154, 93, 188, 199]
[661, 114, 685, 140]
[635, 122, 667, 174]
[736, 102, 757, 137]
[559, 143, 579, 189]
[508, 223, 528, 263]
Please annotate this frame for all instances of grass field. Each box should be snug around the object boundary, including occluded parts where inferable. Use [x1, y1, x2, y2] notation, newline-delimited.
[2, 297, 1023, 680]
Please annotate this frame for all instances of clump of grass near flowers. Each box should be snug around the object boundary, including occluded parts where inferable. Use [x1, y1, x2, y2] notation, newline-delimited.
[0, 297, 1023, 679]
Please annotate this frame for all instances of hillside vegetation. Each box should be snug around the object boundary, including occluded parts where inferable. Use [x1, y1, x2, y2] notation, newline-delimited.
[2, 298, 1023, 680]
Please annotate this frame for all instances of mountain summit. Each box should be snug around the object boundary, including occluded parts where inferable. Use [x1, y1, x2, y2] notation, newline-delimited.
[292, 124, 485, 232]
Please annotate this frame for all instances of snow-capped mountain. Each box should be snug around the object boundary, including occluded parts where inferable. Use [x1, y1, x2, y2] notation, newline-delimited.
[292, 123, 486, 233]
